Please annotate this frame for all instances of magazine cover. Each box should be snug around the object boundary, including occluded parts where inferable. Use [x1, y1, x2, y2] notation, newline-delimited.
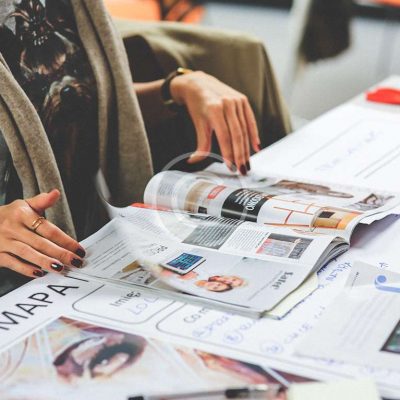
[0, 317, 312, 400]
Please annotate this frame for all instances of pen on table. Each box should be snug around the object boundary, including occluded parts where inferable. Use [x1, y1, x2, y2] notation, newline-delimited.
[128, 384, 284, 400]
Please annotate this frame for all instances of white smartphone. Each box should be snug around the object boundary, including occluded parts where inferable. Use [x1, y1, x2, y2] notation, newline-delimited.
[160, 252, 205, 275]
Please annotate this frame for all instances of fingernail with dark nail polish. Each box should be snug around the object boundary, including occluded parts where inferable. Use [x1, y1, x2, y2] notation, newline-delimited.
[246, 161, 251, 171]
[255, 144, 261, 152]
[231, 164, 237, 173]
[51, 263, 64, 272]
[71, 258, 83, 268]
[240, 165, 247, 176]
[33, 270, 44, 278]
[75, 248, 86, 258]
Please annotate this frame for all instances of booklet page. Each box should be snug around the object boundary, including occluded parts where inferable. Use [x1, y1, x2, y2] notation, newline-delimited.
[144, 170, 399, 241]
[72, 218, 324, 315]
[109, 205, 340, 269]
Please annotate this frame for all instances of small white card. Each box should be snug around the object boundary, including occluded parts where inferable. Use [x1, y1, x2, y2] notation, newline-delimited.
[288, 379, 380, 400]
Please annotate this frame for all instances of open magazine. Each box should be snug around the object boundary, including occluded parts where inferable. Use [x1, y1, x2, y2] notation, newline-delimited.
[68, 166, 400, 318]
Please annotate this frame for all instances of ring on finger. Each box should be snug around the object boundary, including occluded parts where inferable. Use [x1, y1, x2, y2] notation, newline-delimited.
[31, 216, 46, 233]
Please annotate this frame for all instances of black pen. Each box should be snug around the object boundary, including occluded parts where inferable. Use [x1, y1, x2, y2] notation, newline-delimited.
[128, 384, 284, 400]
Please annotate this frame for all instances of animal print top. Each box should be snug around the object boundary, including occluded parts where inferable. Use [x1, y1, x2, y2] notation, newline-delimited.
[0, 0, 99, 238]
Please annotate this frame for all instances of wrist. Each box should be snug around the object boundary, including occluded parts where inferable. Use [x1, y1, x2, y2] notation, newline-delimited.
[161, 67, 193, 111]
[169, 74, 186, 105]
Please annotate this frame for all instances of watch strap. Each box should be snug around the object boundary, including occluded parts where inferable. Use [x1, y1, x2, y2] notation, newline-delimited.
[161, 67, 193, 111]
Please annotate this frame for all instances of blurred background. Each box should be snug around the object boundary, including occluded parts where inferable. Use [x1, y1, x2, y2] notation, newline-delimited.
[105, 0, 400, 124]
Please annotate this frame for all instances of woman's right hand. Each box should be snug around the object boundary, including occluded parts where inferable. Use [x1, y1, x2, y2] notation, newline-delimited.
[0, 189, 86, 278]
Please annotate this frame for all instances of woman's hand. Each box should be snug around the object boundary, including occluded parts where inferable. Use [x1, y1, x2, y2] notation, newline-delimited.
[170, 71, 261, 175]
[0, 189, 86, 278]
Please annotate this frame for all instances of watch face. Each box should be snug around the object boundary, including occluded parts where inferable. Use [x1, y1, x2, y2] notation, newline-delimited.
[162, 253, 205, 274]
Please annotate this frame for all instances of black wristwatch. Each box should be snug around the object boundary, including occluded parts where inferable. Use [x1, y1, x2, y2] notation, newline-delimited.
[161, 67, 193, 112]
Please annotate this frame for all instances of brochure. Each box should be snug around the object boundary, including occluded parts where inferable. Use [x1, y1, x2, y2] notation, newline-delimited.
[66, 168, 400, 318]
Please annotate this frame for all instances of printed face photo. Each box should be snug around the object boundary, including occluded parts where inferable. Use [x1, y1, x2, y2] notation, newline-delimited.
[0, 316, 313, 399]
[195, 275, 247, 292]
[381, 320, 400, 354]
[53, 330, 146, 382]
[271, 180, 354, 199]
[208, 275, 246, 287]
[195, 280, 232, 292]
[349, 193, 394, 212]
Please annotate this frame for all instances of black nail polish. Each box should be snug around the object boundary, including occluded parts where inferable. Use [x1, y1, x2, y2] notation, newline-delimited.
[240, 165, 247, 176]
[246, 161, 251, 171]
[71, 258, 83, 268]
[75, 248, 86, 258]
[51, 263, 64, 272]
[33, 270, 44, 278]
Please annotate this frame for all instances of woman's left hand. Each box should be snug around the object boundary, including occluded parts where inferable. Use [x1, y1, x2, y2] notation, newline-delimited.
[170, 71, 260, 175]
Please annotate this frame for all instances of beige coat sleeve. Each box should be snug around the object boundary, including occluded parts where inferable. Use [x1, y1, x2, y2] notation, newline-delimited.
[114, 19, 292, 148]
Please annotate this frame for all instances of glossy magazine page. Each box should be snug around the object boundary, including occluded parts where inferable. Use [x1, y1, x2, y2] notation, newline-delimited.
[143, 169, 400, 241]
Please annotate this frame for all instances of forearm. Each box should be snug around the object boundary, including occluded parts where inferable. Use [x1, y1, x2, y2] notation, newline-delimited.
[133, 80, 174, 126]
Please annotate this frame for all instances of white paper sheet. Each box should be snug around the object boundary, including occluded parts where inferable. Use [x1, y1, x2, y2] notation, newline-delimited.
[251, 102, 400, 193]
[296, 262, 400, 373]
[288, 379, 380, 400]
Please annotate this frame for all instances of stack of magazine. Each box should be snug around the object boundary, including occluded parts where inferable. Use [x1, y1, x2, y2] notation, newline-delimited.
[68, 166, 400, 317]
